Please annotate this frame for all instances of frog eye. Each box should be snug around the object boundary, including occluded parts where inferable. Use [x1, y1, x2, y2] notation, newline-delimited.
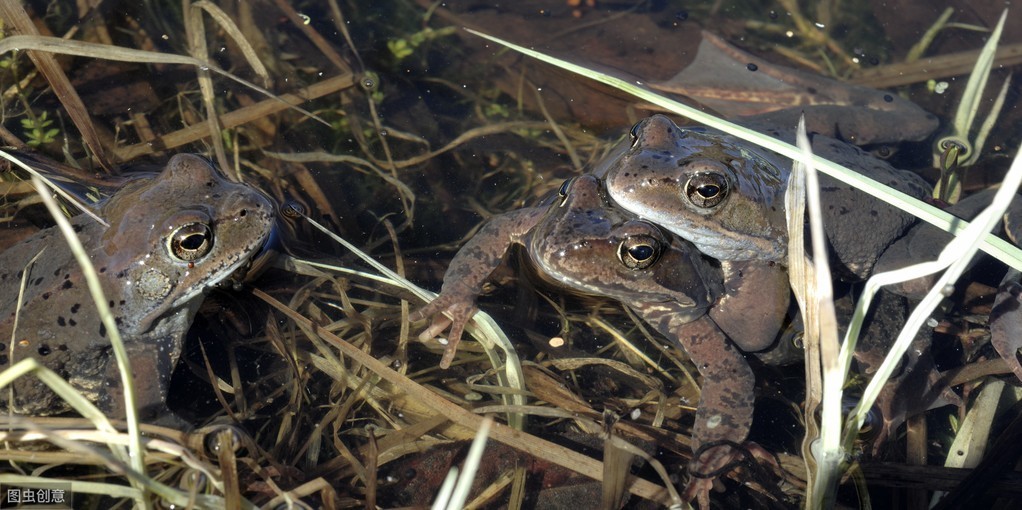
[685, 173, 729, 208]
[169, 222, 214, 262]
[556, 177, 576, 206]
[618, 235, 662, 270]
[628, 121, 642, 146]
[557, 178, 574, 198]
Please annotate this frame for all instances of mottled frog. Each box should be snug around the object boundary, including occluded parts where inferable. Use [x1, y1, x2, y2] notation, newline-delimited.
[596, 114, 932, 277]
[0, 153, 275, 422]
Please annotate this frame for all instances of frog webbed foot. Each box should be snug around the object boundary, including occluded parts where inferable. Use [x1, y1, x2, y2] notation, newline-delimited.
[683, 441, 779, 509]
[411, 286, 480, 369]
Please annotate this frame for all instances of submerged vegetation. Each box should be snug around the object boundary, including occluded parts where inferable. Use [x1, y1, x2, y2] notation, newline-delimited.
[0, 0, 1019, 508]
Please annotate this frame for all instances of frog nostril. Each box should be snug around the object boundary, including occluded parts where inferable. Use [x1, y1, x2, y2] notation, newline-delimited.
[239, 209, 247, 217]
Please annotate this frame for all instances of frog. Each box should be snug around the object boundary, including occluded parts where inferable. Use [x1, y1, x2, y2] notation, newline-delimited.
[595, 113, 932, 277]
[0, 153, 275, 423]
[413, 175, 779, 509]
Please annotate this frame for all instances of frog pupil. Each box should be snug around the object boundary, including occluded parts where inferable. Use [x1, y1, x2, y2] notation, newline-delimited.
[170, 223, 214, 262]
[628, 245, 654, 261]
[686, 173, 729, 208]
[697, 184, 720, 197]
[558, 179, 572, 197]
[181, 233, 206, 250]
[619, 235, 661, 269]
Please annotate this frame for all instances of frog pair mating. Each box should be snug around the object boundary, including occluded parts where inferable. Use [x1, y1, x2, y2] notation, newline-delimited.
[0, 154, 275, 424]
[412, 114, 969, 507]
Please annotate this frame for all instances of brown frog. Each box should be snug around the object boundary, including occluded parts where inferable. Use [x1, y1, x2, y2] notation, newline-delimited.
[0, 154, 275, 422]
[413, 175, 771, 508]
[596, 114, 932, 277]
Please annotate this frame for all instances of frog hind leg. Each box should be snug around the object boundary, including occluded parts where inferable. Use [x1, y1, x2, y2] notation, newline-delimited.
[844, 291, 961, 451]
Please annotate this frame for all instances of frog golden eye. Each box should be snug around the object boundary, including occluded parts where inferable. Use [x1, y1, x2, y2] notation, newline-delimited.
[169, 223, 214, 262]
[685, 173, 729, 208]
[618, 235, 661, 270]
[281, 200, 306, 219]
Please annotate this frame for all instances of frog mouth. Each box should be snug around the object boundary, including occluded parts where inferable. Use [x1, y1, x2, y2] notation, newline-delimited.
[222, 234, 278, 288]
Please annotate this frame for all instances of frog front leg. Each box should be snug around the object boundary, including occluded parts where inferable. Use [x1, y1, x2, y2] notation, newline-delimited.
[710, 260, 790, 353]
[636, 308, 756, 509]
[412, 208, 546, 368]
[98, 337, 186, 427]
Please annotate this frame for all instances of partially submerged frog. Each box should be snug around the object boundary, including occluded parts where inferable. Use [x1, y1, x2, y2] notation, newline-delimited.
[414, 175, 773, 508]
[0, 153, 275, 422]
[596, 114, 932, 277]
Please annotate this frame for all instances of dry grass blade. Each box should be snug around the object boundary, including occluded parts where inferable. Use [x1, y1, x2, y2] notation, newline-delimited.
[0, 360, 118, 436]
[185, 1, 229, 170]
[192, 1, 271, 83]
[853, 42, 1022, 89]
[845, 142, 1022, 447]
[790, 118, 844, 509]
[442, 417, 493, 509]
[115, 74, 353, 160]
[0, 34, 328, 130]
[273, 0, 353, 74]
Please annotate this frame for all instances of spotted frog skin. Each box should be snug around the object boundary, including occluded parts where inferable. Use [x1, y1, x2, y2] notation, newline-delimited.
[0, 154, 275, 422]
[414, 175, 765, 508]
[597, 114, 931, 278]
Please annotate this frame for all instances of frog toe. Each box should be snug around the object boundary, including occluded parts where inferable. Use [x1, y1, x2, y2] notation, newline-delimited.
[683, 477, 715, 510]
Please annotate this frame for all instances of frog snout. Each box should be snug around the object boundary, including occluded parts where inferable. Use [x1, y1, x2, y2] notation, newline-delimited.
[561, 175, 605, 208]
[634, 114, 683, 149]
